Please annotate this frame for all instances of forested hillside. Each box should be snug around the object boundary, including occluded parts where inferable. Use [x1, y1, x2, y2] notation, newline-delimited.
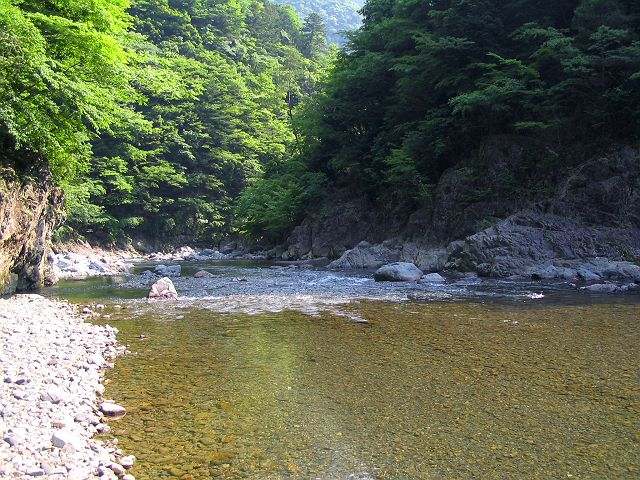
[274, 0, 364, 43]
[2, 0, 640, 253]
[247, 0, 640, 247]
[1, 0, 330, 246]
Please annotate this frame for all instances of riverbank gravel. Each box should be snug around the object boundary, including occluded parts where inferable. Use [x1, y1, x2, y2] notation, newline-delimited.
[0, 295, 131, 479]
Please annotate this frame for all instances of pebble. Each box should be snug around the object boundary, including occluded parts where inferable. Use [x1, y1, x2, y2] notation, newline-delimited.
[120, 455, 136, 468]
[51, 430, 82, 449]
[100, 402, 126, 417]
[0, 295, 131, 479]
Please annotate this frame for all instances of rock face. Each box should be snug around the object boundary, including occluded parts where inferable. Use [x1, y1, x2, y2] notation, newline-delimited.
[0, 164, 62, 294]
[285, 141, 640, 282]
[446, 212, 640, 279]
[374, 262, 423, 282]
[285, 192, 404, 259]
[148, 277, 178, 300]
[328, 241, 399, 269]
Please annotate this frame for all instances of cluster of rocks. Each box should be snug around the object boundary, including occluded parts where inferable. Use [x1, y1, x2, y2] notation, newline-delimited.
[50, 248, 135, 281]
[278, 144, 640, 294]
[0, 295, 134, 479]
[323, 227, 640, 293]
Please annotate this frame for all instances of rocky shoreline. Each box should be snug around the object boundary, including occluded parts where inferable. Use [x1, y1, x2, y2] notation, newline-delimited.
[0, 295, 132, 479]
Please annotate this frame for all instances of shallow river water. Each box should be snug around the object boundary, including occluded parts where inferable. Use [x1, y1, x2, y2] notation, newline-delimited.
[45, 261, 640, 479]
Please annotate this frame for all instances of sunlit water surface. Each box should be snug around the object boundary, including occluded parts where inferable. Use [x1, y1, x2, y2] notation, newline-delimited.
[44, 262, 640, 479]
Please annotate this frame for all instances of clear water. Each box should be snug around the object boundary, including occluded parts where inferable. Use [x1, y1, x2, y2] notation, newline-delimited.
[44, 262, 640, 479]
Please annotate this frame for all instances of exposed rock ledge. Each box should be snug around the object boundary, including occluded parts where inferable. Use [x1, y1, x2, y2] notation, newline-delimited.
[0, 295, 132, 479]
[0, 166, 62, 294]
[285, 143, 640, 284]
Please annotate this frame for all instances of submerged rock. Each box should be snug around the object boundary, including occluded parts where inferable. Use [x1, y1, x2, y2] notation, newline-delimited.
[148, 277, 178, 300]
[374, 262, 423, 282]
[194, 270, 214, 278]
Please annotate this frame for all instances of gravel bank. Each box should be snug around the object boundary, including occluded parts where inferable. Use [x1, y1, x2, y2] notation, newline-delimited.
[0, 295, 132, 479]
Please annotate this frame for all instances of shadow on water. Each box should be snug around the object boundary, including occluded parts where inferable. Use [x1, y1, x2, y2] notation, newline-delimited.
[42, 262, 640, 479]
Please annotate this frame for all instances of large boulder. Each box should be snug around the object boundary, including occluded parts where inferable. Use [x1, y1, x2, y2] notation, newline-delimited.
[328, 241, 399, 270]
[374, 262, 423, 282]
[148, 277, 178, 300]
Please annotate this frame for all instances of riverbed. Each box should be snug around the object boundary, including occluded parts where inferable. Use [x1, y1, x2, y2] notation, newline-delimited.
[44, 260, 640, 479]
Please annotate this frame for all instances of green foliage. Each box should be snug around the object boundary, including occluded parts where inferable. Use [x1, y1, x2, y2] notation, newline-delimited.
[0, 0, 138, 179]
[74, 0, 330, 242]
[281, 0, 640, 222]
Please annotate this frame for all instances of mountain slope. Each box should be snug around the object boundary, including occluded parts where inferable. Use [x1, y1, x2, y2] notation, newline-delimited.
[274, 0, 364, 43]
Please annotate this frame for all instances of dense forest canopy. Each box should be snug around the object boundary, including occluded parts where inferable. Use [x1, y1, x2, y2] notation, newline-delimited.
[246, 0, 640, 239]
[1, 0, 639, 247]
[1, 0, 331, 244]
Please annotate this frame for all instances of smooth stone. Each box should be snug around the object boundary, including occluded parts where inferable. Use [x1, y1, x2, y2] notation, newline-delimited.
[194, 270, 214, 278]
[41, 386, 66, 404]
[100, 401, 126, 417]
[51, 430, 82, 449]
[120, 455, 136, 468]
[374, 262, 423, 282]
[154, 264, 181, 277]
[109, 462, 126, 476]
[420, 273, 446, 283]
[582, 283, 620, 293]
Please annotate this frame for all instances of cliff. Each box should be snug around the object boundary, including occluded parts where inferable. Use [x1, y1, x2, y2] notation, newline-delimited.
[0, 164, 63, 294]
[282, 139, 640, 280]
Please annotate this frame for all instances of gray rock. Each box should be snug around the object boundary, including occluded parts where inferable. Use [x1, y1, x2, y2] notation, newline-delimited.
[374, 262, 423, 282]
[582, 283, 621, 293]
[420, 273, 446, 284]
[154, 264, 181, 277]
[328, 241, 399, 270]
[109, 463, 126, 476]
[401, 245, 449, 273]
[148, 277, 178, 300]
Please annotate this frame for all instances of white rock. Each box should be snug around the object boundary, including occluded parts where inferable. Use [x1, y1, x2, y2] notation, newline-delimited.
[100, 402, 126, 417]
[148, 277, 178, 300]
[120, 455, 136, 468]
[51, 430, 82, 449]
[41, 386, 67, 404]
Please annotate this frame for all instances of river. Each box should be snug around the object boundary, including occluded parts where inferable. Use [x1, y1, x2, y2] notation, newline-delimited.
[44, 260, 640, 479]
